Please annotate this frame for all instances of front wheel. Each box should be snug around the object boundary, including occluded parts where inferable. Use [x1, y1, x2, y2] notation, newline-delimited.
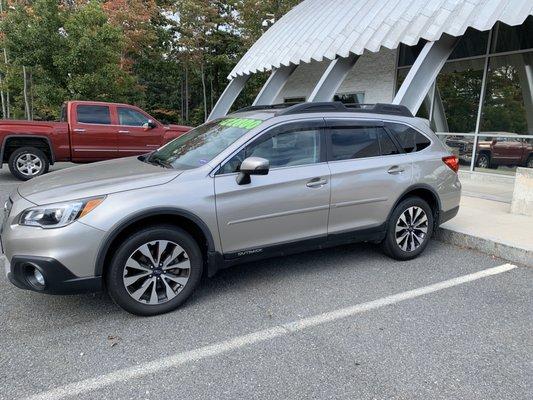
[106, 225, 203, 316]
[8, 147, 49, 181]
[476, 153, 491, 169]
[382, 197, 434, 261]
[526, 155, 533, 169]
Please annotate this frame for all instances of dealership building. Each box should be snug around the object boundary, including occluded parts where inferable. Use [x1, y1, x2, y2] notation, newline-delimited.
[210, 0, 533, 177]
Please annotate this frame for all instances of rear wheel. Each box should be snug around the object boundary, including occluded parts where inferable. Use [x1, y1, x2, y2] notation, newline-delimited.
[8, 146, 49, 181]
[106, 225, 203, 316]
[382, 197, 434, 261]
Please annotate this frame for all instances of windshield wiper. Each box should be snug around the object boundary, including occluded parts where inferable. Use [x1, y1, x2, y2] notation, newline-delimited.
[147, 155, 172, 169]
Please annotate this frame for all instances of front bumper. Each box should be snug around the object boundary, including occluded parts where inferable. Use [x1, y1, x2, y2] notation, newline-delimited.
[4, 255, 102, 294]
[1, 191, 107, 293]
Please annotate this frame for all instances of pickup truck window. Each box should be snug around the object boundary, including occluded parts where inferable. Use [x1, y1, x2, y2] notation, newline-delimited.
[77, 105, 111, 125]
[118, 107, 149, 127]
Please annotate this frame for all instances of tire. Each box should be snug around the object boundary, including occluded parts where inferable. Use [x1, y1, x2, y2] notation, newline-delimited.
[105, 225, 203, 316]
[527, 155, 533, 169]
[8, 146, 50, 181]
[382, 197, 434, 261]
[476, 153, 491, 169]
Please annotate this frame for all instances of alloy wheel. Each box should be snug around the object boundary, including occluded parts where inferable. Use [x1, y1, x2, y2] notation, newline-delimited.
[123, 240, 191, 305]
[16, 153, 43, 177]
[477, 155, 489, 169]
[395, 206, 429, 252]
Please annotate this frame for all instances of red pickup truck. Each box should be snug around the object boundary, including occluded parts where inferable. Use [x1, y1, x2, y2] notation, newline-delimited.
[0, 101, 191, 180]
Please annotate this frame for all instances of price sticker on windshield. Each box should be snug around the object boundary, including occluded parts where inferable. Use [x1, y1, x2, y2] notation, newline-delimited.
[219, 118, 262, 129]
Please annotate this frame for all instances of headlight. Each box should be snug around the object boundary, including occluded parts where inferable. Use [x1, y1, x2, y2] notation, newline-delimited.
[19, 197, 105, 229]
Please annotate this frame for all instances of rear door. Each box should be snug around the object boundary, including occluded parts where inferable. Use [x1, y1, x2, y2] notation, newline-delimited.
[214, 119, 330, 256]
[326, 119, 413, 234]
[116, 106, 163, 156]
[69, 104, 118, 160]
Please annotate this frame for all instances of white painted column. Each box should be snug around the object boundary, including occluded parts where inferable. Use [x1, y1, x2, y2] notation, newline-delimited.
[393, 34, 459, 114]
[308, 54, 359, 102]
[207, 75, 250, 122]
[253, 65, 297, 106]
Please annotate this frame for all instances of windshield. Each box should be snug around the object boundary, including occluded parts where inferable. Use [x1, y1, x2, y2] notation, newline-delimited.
[146, 117, 263, 170]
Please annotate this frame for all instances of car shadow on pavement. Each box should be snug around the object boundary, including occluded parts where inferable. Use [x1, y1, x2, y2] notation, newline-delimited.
[2, 242, 382, 322]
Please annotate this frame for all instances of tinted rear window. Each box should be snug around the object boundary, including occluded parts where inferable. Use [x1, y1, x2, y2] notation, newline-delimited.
[77, 105, 111, 124]
[330, 126, 381, 160]
[388, 123, 431, 152]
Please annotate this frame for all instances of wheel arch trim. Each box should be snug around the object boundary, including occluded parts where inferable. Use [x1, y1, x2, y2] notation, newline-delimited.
[387, 183, 442, 227]
[0, 134, 56, 167]
[94, 208, 216, 276]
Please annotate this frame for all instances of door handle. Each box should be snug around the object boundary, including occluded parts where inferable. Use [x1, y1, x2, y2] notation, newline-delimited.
[118, 130, 130, 134]
[73, 128, 86, 133]
[387, 166, 405, 174]
[306, 177, 328, 188]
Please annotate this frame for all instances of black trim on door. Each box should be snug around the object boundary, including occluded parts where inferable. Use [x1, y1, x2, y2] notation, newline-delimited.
[221, 223, 386, 267]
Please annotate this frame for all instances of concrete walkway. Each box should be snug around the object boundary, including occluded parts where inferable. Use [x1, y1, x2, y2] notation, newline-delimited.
[437, 195, 533, 267]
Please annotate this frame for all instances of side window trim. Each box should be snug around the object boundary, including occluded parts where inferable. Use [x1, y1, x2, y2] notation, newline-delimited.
[215, 119, 327, 176]
[383, 126, 406, 154]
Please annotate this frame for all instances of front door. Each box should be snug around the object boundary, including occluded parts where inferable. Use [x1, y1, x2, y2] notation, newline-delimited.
[116, 106, 163, 157]
[326, 119, 413, 234]
[214, 120, 330, 256]
[70, 104, 118, 160]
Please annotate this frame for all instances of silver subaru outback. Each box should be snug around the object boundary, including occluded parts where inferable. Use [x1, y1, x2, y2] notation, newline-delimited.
[1, 102, 461, 315]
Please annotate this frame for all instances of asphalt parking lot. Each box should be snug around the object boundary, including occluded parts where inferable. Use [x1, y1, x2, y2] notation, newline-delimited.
[0, 167, 531, 400]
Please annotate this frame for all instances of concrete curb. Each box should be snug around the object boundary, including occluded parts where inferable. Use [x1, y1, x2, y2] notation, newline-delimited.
[435, 227, 533, 267]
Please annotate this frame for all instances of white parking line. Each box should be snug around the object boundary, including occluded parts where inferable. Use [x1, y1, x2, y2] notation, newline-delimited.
[25, 263, 517, 400]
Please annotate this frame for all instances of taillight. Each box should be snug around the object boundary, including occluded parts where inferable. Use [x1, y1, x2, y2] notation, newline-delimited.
[442, 155, 459, 173]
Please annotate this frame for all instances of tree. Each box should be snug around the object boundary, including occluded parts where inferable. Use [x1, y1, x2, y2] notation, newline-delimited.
[1, 0, 138, 119]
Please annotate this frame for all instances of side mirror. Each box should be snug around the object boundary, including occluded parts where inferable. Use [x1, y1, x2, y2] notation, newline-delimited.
[143, 119, 157, 130]
[236, 157, 269, 185]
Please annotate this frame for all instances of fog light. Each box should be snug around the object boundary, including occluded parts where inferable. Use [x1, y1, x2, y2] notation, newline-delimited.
[33, 269, 45, 286]
[23, 264, 46, 290]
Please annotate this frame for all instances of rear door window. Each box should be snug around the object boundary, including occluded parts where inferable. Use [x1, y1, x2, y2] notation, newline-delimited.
[329, 126, 382, 161]
[76, 105, 111, 125]
[387, 123, 431, 152]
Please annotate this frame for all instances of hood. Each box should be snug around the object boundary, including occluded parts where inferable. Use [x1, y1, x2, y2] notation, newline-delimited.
[18, 157, 181, 205]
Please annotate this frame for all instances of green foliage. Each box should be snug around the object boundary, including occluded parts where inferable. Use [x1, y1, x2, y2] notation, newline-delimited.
[0, 0, 303, 123]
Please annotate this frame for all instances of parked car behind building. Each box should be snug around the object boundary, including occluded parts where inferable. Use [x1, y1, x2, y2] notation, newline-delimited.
[445, 133, 533, 169]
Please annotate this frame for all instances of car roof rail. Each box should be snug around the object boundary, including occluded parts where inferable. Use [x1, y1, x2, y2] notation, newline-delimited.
[233, 101, 413, 118]
[275, 102, 413, 117]
[233, 103, 298, 113]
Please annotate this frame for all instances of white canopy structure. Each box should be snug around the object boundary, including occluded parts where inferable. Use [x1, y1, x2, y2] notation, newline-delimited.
[208, 0, 533, 121]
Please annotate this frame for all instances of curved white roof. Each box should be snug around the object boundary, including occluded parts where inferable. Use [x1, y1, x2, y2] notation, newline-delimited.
[229, 0, 533, 78]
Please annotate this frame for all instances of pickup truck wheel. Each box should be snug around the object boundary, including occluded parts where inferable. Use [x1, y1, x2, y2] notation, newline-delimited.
[476, 153, 491, 169]
[8, 147, 49, 181]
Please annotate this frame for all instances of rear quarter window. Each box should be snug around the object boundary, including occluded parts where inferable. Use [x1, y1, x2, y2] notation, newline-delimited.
[388, 123, 431, 152]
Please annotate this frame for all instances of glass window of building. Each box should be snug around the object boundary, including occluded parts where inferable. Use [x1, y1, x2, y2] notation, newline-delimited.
[333, 92, 365, 104]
